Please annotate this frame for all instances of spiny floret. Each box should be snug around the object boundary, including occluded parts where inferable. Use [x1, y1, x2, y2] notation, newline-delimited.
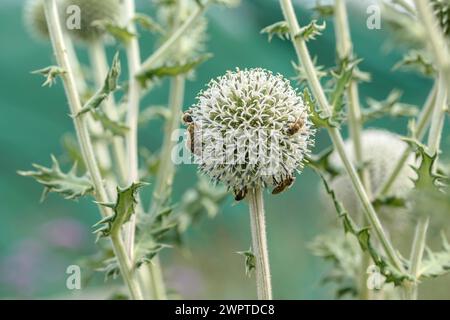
[61, 0, 121, 42]
[187, 68, 315, 192]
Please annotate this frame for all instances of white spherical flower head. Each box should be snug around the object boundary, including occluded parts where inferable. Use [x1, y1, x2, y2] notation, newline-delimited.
[186, 68, 315, 199]
[323, 129, 417, 232]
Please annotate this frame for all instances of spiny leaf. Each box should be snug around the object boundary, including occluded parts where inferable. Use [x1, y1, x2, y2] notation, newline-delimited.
[363, 90, 419, 122]
[18, 155, 93, 201]
[136, 53, 213, 86]
[303, 88, 336, 128]
[292, 58, 327, 85]
[305, 147, 340, 178]
[91, 111, 129, 137]
[237, 248, 256, 277]
[133, 14, 164, 34]
[315, 170, 410, 285]
[309, 231, 359, 298]
[92, 20, 136, 44]
[404, 138, 448, 191]
[93, 182, 148, 239]
[421, 233, 450, 278]
[297, 20, 326, 42]
[393, 50, 436, 76]
[96, 257, 121, 281]
[135, 243, 172, 268]
[76, 52, 121, 117]
[329, 57, 362, 113]
[261, 21, 290, 42]
[312, 2, 334, 18]
[31, 66, 66, 87]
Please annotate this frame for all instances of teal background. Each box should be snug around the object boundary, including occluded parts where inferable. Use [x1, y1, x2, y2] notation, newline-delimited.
[0, 0, 448, 299]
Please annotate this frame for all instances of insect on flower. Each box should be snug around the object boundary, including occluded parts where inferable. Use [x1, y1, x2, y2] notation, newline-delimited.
[272, 175, 295, 195]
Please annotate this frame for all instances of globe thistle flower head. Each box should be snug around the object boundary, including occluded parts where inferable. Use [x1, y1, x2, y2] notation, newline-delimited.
[324, 129, 416, 230]
[186, 68, 315, 196]
[61, 0, 121, 43]
[431, 0, 450, 37]
[23, 0, 49, 40]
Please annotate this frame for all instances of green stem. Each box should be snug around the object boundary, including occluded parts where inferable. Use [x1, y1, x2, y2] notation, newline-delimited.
[87, 41, 128, 186]
[376, 82, 437, 198]
[405, 217, 429, 300]
[148, 256, 168, 300]
[248, 187, 273, 300]
[123, 0, 143, 259]
[279, 0, 404, 272]
[334, 0, 373, 299]
[137, 0, 211, 75]
[427, 73, 448, 157]
[111, 234, 144, 300]
[148, 76, 185, 215]
[43, 0, 142, 300]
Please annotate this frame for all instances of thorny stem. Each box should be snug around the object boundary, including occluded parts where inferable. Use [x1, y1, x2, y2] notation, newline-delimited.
[248, 187, 273, 300]
[279, 0, 405, 272]
[333, 0, 373, 300]
[137, 0, 211, 75]
[405, 217, 429, 300]
[414, 0, 450, 93]
[376, 81, 437, 198]
[43, 0, 142, 300]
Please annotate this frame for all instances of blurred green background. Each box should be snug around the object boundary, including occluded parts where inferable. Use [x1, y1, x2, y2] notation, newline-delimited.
[0, 0, 448, 299]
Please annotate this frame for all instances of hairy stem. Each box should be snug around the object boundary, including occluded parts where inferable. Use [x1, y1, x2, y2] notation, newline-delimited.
[248, 187, 272, 300]
[137, 0, 211, 75]
[279, 0, 404, 272]
[43, 0, 142, 300]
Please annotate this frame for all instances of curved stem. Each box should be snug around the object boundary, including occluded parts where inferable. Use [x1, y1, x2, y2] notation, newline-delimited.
[248, 187, 272, 300]
[279, 0, 404, 272]
[43, 0, 142, 300]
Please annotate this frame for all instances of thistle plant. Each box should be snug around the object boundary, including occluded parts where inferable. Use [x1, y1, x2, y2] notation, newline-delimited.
[185, 68, 315, 299]
[16, 0, 450, 301]
[19, 0, 237, 300]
